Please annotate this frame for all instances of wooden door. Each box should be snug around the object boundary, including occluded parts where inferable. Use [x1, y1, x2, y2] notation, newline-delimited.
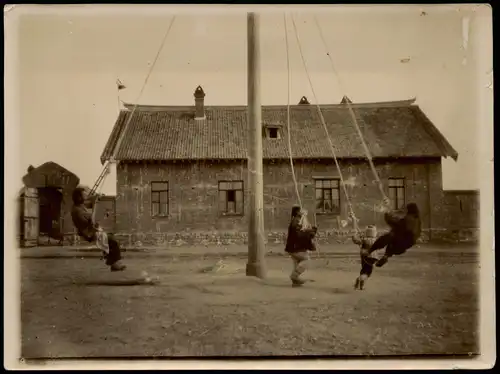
[22, 188, 39, 247]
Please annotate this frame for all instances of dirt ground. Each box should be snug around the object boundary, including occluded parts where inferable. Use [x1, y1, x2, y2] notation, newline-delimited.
[20, 246, 479, 358]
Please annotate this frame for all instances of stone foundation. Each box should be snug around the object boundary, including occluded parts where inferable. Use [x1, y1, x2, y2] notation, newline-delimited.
[428, 228, 480, 243]
[109, 228, 479, 248]
[61, 227, 479, 248]
[111, 230, 364, 248]
[64, 233, 81, 246]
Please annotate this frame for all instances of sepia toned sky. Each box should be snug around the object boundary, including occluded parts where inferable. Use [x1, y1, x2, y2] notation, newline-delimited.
[13, 5, 492, 195]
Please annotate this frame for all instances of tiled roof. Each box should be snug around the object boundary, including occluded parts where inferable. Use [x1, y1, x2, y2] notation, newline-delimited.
[22, 161, 80, 188]
[100, 99, 458, 163]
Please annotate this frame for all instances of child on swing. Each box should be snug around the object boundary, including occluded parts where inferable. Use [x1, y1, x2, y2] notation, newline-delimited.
[351, 198, 422, 290]
[285, 206, 318, 287]
[71, 187, 126, 272]
[370, 199, 422, 267]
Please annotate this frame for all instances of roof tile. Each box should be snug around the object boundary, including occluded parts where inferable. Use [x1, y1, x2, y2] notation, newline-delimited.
[100, 100, 458, 163]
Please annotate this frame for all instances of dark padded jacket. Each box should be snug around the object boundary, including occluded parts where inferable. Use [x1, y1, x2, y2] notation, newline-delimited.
[285, 216, 318, 253]
[384, 203, 422, 246]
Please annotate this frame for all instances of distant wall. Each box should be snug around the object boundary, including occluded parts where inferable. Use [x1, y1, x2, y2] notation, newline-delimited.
[440, 190, 480, 242]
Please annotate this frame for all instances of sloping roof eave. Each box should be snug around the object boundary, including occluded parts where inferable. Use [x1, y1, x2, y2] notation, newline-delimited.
[412, 106, 459, 161]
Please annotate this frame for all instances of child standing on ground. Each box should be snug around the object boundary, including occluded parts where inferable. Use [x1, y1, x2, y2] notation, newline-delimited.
[284, 206, 318, 287]
[351, 220, 381, 290]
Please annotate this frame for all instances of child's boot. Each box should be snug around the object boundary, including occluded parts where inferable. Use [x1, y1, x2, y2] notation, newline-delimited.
[376, 255, 389, 267]
[292, 279, 305, 287]
[291, 277, 305, 287]
[359, 274, 368, 290]
[354, 277, 361, 290]
[110, 260, 126, 272]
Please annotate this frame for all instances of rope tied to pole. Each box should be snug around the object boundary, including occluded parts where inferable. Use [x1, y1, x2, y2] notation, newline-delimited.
[90, 165, 111, 223]
[284, 14, 322, 258]
[283, 14, 302, 210]
[89, 15, 177, 214]
[290, 14, 361, 234]
[313, 15, 389, 205]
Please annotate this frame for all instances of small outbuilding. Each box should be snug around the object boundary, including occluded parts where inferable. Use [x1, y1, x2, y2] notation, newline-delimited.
[18, 162, 80, 247]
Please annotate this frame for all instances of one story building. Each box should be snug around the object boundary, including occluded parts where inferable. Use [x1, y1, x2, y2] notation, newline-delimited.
[100, 86, 461, 246]
[19, 162, 80, 247]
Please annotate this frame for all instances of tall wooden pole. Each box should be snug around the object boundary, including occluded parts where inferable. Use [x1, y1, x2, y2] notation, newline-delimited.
[246, 12, 266, 278]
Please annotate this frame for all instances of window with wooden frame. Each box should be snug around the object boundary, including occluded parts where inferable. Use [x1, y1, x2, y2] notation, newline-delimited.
[388, 178, 406, 210]
[151, 182, 169, 217]
[314, 178, 341, 214]
[218, 180, 244, 215]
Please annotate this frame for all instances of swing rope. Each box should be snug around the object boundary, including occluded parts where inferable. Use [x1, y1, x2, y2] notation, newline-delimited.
[89, 15, 177, 207]
[290, 14, 361, 234]
[283, 14, 302, 209]
[108, 14, 177, 165]
[313, 15, 388, 204]
[90, 166, 111, 223]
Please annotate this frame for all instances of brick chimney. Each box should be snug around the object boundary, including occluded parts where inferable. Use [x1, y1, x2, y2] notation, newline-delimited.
[194, 85, 206, 119]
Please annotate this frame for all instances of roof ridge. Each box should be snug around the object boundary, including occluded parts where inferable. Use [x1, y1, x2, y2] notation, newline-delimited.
[23, 161, 78, 178]
[122, 98, 417, 112]
[99, 98, 460, 163]
[21, 161, 81, 188]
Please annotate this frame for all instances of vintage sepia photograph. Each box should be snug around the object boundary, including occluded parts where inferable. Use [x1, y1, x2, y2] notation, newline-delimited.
[4, 3, 494, 369]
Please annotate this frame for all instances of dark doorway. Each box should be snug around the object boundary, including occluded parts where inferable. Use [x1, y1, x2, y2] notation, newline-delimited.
[38, 187, 63, 245]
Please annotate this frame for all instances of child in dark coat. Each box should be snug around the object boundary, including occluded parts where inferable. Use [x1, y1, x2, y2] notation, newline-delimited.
[369, 202, 422, 267]
[284, 206, 318, 287]
[350, 201, 421, 289]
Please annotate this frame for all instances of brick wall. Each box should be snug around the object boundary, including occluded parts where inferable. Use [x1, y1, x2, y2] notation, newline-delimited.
[114, 158, 449, 247]
[440, 190, 480, 242]
[94, 196, 116, 233]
